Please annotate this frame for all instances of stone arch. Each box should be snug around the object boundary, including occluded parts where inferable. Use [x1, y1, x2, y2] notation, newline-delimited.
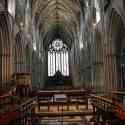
[109, 9, 125, 53]
[104, 8, 125, 90]
[111, 0, 125, 27]
[0, 13, 13, 88]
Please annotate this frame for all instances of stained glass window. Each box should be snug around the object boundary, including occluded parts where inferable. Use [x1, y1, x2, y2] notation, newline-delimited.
[48, 39, 69, 76]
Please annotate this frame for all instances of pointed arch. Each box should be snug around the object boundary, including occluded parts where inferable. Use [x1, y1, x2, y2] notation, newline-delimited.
[104, 8, 125, 90]
[0, 12, 13, 88]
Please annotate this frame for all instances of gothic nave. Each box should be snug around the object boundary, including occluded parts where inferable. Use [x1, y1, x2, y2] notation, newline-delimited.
[0, 0, 125, 125]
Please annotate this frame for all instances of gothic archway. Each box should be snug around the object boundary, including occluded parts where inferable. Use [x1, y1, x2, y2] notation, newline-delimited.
[106, 9, 125, 90]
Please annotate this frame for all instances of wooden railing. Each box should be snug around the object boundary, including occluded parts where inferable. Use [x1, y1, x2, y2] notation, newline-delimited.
[90, 93, 125, 121]
[91, 94, 119, 111]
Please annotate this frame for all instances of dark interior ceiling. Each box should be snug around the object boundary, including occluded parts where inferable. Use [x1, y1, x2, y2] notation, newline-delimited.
[32, 0, 83, 48]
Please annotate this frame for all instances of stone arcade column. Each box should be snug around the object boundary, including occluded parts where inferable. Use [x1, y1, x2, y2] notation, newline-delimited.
[93, 63, 104, 93]
[104, 43, 119, 92]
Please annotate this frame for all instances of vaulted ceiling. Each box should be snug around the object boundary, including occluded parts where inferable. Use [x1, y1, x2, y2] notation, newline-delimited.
[32, 0, 83, 47]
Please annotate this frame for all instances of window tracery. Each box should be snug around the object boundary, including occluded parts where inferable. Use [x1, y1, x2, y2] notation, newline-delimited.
[48, 39, 69, 76]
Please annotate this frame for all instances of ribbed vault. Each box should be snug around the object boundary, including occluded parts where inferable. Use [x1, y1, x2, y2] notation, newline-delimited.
[32, 0, 82, 47]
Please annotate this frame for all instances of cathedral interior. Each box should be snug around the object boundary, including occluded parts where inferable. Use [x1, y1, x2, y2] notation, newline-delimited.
[1, 0, 125, 125]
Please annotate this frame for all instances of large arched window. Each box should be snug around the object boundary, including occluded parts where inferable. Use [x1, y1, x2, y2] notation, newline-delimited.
[8, 0, 15, 17]
[48, 39, 69, 76]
